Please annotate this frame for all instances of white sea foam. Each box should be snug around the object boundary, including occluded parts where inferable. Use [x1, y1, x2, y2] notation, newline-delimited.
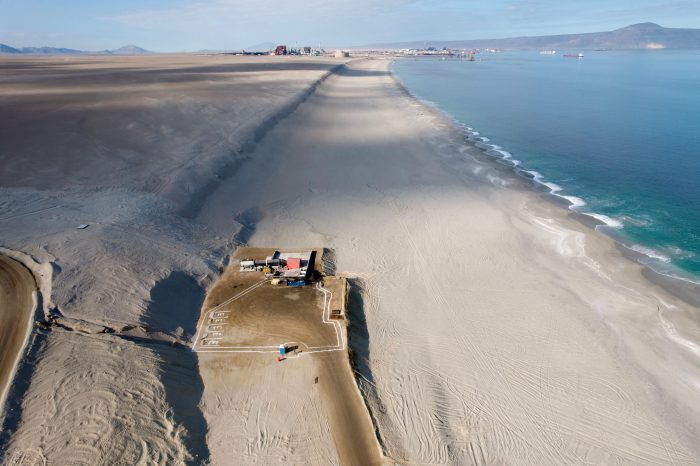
[487, 147, 522, 166]
[499, 158, 521, 167]
[525, 170, 543, 181]
[542, 181, 562, 193]
[630, 244, 672, 263]
[481, 145, 519, 168]
[562, 195, 587, 208]
[585, 213, 624, 228]
[523, 170, 589, 209]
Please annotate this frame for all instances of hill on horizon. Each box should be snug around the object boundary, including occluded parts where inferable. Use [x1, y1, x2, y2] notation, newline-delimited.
[361, 23, 700, 50]
[106, 45, 151, 55]
[0, 44, 152, 55]
[0, 43, 21, 54]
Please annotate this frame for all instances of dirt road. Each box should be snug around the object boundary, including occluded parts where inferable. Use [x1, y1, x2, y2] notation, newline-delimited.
[317, 350, 383, 466]
[0, 254, 36, 408]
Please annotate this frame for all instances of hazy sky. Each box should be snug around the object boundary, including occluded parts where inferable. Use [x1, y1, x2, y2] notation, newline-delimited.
[1, 0, 699, 51]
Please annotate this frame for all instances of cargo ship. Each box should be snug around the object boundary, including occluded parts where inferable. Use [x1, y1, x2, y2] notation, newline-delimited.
[563, 53, 584, 58]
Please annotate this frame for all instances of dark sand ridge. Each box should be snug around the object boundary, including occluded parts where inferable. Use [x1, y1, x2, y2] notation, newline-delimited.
[0, 255, 36, 410]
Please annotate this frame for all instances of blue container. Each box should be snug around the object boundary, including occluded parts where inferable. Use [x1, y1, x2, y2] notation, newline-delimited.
[279, 344, 285, 355]
[287, 280, 305, 287]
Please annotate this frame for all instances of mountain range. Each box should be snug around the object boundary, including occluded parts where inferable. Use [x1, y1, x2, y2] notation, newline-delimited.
[363, 23, 700, 50]
[3, 23, 699, 55]
[0, 44, 151, 55]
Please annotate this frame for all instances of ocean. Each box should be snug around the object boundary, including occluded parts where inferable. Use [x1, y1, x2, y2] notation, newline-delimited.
[392, 50, 700, 282]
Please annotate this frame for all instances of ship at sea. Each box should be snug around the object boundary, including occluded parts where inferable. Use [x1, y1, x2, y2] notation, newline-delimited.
[540, 50, 556, 55]
[563, 53, 584, 58]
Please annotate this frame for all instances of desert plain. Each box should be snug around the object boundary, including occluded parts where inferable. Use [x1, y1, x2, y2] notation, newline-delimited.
[1, 54, 700, 465]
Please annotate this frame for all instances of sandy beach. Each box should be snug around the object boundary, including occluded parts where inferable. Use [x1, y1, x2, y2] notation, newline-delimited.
[198, 58, 700, 464]
[1, 54, 700, 464]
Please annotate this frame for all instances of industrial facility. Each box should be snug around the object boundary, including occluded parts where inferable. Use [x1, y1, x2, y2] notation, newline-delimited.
[240, 250, 316, 286]
[273, 45, 323, 56]
[194, 247, 346, 354]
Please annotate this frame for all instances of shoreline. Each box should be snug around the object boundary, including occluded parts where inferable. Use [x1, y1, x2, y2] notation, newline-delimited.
[389, 59, 700, 309]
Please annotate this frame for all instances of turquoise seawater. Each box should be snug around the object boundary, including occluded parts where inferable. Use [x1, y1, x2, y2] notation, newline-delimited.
[392, 51, 700, 281]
